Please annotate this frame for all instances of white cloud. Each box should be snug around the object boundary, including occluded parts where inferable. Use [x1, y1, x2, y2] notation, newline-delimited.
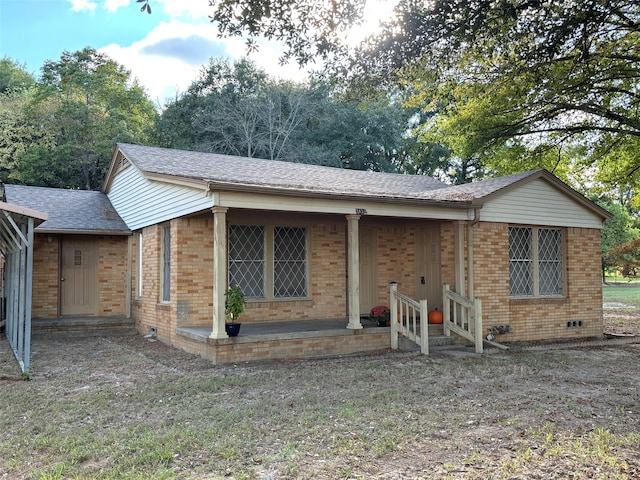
[101, 18, 312, 107]
[68, 0, 97, 13]
[153, 0, 212, 20]
[104, 0, 130, 13]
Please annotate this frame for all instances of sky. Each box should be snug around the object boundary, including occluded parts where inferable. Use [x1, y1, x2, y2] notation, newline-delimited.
[0, 0, 393, 107]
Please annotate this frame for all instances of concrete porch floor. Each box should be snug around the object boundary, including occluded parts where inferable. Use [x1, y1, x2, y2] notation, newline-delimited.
[177, 317, 383, 341]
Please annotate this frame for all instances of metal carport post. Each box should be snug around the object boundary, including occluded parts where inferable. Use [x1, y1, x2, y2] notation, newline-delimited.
[0, 201, 47, 374]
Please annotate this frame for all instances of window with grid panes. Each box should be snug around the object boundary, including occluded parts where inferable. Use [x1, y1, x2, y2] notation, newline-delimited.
[509, 226, 564, 297]
[228, 224, 308, 300]
[274, 226, 307, 298]
[228, 225, 265, 299]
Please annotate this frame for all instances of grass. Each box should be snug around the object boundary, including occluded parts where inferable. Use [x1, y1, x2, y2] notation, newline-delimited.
[1, 335, 639, 479]
[603, 284, 640, 307]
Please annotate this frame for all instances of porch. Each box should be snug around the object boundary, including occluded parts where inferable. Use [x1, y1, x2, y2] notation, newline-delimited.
[174, 318, 456, 364]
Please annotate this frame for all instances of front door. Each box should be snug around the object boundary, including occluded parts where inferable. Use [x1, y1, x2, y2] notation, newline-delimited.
[61, 237, 97, 316]
[359, 227, 377, 314]
[416, 225, 442, 310]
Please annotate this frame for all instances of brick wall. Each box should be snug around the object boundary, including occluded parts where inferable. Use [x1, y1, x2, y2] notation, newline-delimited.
[132, 224, 174, 341]
[472, 222, 603, 342]
[173, 328, 391, 364]
[377, 224, 416, 302]
[96, 236, 128, 316]
[31, 234, 128, 319]
[31, 235, 59, 318]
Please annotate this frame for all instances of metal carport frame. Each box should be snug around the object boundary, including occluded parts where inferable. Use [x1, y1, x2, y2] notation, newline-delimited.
[0, 201, 47, 374]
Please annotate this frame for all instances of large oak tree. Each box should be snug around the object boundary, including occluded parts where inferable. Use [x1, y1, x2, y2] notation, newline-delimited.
[156, 0, 638, 185]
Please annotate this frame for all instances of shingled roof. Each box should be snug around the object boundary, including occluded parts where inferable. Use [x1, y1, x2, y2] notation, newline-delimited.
[115, 143, 469, 202]
[3, 185, 130, 234]
[116, 144, 587, 208]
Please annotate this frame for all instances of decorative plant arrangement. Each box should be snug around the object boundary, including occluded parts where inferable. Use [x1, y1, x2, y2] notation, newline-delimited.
[370, 305, 390, 327]
[225, 285, 245, 337]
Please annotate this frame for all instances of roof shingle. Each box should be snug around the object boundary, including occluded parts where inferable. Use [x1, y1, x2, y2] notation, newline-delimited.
[4, 185, 130, 234]
[117, 143, 455, 201]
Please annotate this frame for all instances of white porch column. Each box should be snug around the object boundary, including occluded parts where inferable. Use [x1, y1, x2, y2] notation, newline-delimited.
[210, 206, 229, 339]
[346, 214, 363, 329]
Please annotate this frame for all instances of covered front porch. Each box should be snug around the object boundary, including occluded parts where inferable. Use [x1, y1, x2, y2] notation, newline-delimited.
[147, 208, 483, 364]
[174, 316, 456, 364]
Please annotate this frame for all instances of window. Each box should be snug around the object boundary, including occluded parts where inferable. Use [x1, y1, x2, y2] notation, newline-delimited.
[228, 224, 308, 300]
[509, 227, 564, 297]
[136, 232, 143, 298]
[161, 225, 170, 302]
[228, 225, 265, 298]
[274, 226, 307, 298]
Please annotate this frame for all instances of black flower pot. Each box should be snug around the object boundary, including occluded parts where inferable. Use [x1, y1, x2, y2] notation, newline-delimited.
[225, 322, 241, 337]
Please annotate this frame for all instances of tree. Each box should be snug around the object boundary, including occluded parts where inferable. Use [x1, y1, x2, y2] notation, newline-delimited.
[0, 88, 54, 184]
[180, 0, 639, 187]
[18, 47, 158, 189]
[0, 57, 35, 94]
[158, 58, 414, 171]
[599, 199, 640, 279]
[605, 237, 640, 280]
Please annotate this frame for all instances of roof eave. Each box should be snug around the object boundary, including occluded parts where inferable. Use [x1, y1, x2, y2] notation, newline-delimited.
[205, 180, 474, 208]
[35, 228, 132, 236]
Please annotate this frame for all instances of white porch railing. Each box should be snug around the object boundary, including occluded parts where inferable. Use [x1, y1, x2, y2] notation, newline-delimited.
[442, 284, 483, 353]
[389, 283, 429, 355]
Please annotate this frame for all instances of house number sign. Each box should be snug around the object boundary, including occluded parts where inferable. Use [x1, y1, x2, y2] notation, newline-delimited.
[355, 208, 367, 214]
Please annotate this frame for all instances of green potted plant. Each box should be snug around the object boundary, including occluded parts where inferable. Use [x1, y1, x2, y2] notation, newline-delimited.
[225, 285, 245, 337]
[370, 305, 390, 327]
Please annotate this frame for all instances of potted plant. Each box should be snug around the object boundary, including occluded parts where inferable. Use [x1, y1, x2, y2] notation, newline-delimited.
[370, 305, 390, 327]
[225, 285, 245, 337]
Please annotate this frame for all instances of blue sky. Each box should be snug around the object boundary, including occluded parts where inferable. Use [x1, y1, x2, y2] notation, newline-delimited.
[0, 0, 316, 105]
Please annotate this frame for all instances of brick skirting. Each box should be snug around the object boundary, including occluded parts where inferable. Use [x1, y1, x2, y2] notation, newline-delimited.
[174, 326, 392, 364]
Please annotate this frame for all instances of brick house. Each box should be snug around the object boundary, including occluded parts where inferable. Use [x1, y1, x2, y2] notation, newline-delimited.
[3, 143, 611, 363]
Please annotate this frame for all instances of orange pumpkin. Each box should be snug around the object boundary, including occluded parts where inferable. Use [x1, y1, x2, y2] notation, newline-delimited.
[428, 308, 443, 324]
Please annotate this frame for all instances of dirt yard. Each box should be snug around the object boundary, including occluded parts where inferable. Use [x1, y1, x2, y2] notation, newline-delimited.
[0, 315, 639, 479]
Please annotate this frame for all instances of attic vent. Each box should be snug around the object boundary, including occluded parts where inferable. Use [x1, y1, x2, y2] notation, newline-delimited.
[115, 155, 130, 174]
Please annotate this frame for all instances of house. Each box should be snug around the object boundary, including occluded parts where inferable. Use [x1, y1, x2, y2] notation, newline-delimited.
[2, 143, 611, 365]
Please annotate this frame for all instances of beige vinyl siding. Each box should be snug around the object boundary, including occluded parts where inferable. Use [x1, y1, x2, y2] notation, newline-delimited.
[481, 179, 604, 229]
[107, 164, 213, 231]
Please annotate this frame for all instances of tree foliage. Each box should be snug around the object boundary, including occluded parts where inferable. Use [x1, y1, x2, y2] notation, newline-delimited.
[8, 47, 158, 189]
[189, 0, 639, 187]
[606, 237, 640, 279]
[157, 58, 413, 171]
[0, 57, 35, 94]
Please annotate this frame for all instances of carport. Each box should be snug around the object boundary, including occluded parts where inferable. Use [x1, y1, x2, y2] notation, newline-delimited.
[0, 200, 47, 374]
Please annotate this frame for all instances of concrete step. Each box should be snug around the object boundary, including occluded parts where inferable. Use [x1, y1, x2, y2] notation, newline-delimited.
[398, 333, 456, 351]
[31, 316, 138, 338]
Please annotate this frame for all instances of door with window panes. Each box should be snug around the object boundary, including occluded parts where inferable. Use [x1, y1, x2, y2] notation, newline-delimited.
[60, 237, 98, 315]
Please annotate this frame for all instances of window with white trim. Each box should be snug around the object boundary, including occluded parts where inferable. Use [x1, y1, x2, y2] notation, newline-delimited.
[228, 224, 308, 300]
[509, 226, 564, 297]
[161, 225, 171, 302]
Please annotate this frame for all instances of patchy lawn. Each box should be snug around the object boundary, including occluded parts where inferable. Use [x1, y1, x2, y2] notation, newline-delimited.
[604, 284, 640, 337]
[1, 325, 639, 479]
